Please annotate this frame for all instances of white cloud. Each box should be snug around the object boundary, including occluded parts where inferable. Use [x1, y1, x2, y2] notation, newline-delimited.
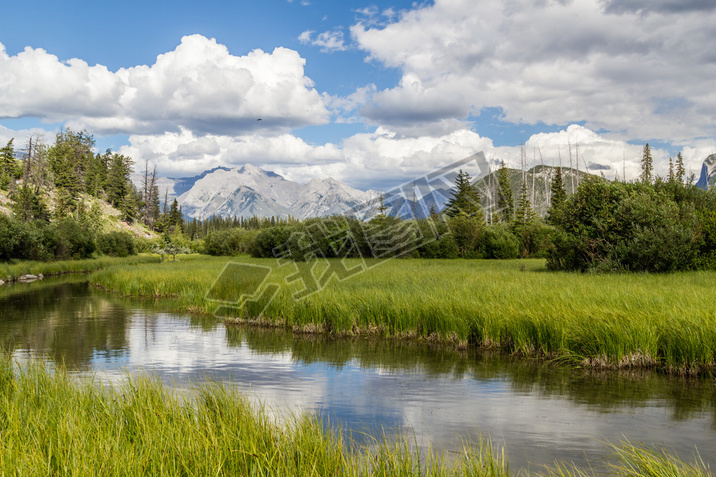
[119, 128, 343, 179]
[351, 0, 716, 144]
[298, 29, 347, 52]
[0, 35, 329, 136]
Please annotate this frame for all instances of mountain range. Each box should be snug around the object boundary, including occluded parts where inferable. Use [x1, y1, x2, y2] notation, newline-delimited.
[151, 164, 380, 220]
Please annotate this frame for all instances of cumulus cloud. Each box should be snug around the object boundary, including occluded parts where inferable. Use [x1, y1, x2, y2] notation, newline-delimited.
[351, 0, 716, 143]
[119, 128, 343, 178]
[298, 30, 347, 52]
[0, 35, 329, 136]
[117, 124, 494, 188]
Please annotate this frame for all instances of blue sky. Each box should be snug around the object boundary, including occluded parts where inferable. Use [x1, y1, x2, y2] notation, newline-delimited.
[1, 0, 715, 189]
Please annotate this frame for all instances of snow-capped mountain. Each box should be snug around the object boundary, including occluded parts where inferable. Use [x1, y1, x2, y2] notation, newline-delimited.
[696, 153, 716, 189]
[165, 164, 380, 220]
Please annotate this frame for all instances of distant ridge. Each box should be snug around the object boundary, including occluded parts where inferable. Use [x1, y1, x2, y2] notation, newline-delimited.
[161, 164, 380, 220]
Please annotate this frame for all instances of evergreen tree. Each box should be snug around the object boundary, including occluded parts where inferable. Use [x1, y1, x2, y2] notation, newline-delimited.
[444, 169, 483, 218]
[640, 143, 653, 184]
[668, 157, 675, 183]
[1, 139, 22, 190]
[47, 129, 95, 215]
[496, 161, 514, 223]
[104, 152, 138, 222]
[85, 151, 109, 197]
[11, 183, 48, 222]
[547, 166, 567, 224]
[168, 198, 184, 232]
[675, 152, 686, 185]
[514, 178, 536, 228]
[376, 194, 388, 217]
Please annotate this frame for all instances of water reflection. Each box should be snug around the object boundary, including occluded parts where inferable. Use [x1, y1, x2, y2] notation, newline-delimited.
[0, 280, 129, 369]
[0, 280, 714, 471]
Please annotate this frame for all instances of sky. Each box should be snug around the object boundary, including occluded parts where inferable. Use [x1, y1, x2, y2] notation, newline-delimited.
[1, 0, 715, 190]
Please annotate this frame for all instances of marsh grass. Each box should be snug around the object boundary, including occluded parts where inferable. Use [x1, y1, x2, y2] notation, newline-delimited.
[0, 254, 160, 282]
[89, 256, 716, 373]
[0, 357, 711, 476]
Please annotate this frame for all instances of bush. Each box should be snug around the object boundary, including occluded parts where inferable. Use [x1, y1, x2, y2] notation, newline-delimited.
[97, 232, 137, 257]
[56, 218, 95, 259]
[547, 178, 699, 272]
[203, 228, 259, 256]
[480, 224, 520, 259]
[512, 221, 556, 258]
[248, 226, 295, 258]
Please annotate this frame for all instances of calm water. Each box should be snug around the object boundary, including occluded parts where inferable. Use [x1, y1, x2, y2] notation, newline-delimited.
[1, 279, 715, 472]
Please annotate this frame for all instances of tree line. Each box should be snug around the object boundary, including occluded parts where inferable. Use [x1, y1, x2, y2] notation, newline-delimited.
[2, 129, 714, 272]
[200, 144, 716, 273]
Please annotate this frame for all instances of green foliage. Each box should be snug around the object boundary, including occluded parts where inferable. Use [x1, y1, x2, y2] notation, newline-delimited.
[640, 143, 653, 185]
[547, 178, 700, 272]
[97, 231, 137, 257]
[548, 166, 567, 224]
[47, 128, 95, 215]
[248, 225, 294, 258]
[203, 228, 259, 256]
[514, 177, 536, 228]
[444, 169, 483, 218]
[0, 215, 93, 261]
[0, 139, 22, 190]
[513, 220, 556, 258]
[11, 183, 49, 222]
[447, 214, 483, 258]
[105, 152, 137, 222]
[496, 161, 514, 223]
[55, 218, 96, 259]
[479, 224, 520, 259]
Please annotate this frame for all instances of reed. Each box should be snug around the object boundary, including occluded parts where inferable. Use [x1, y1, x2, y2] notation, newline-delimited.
[0, 357, 710, 476]
[89, 256, 716, 373]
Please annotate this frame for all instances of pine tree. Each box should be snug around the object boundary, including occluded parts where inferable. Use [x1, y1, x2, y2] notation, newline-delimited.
[376, 194, 388, 217]
[11, 183, 48, 222]
[547, 166, 567, 224]
[496, 161, 513, 223]
[444, 169, 482, 218]
[514, 178, 536, 228]
[640, 143, 653, 184]
[668, 157, 675, 183]
[169, 198, 184, 232]
[675, 152, 686, 185]
[0, 139, 22, 190]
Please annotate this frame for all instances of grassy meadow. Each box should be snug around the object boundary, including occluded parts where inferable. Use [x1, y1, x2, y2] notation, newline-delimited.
[0, 356, 712, 477]
[88, 255, 716, 373]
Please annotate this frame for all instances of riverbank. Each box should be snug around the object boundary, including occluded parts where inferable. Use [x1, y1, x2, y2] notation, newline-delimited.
[0, 357, 711, 476]
[88, 256, 716, 375]
[0, 254, 160, 283]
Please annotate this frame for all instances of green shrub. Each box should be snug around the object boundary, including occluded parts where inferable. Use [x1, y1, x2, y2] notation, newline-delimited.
[480, 224, 520, 259]
[97, 231, 137, 257]
[56, 218, 95, 259]
[548, 178, 699, 272]
[203, 228, 259, 256]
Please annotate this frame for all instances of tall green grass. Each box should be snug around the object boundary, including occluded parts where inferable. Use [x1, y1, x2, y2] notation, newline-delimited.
[0, 254, 160, 281]
[89, 256, 716, 373]
[0, 357, 710, 476]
